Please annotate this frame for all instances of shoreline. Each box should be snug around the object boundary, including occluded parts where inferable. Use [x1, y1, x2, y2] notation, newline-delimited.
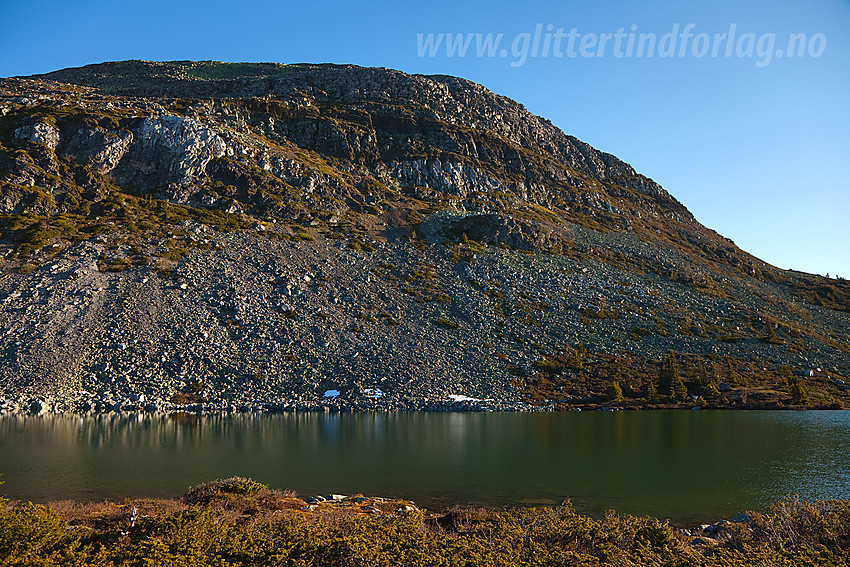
[0, 485, 759, 529]
[0, 394, 831, 417]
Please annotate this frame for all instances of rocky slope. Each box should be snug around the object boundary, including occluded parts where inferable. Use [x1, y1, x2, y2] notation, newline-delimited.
[0, 60, 848, 414]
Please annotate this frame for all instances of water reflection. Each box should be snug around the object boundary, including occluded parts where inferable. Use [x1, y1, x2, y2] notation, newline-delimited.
[1, 411, 849, 522]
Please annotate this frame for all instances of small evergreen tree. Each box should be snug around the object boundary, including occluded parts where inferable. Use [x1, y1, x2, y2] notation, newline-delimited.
[789, 377, 809, 405]
[609, 381, 624, 403]
[647, 381, 658, 401]
[725, 357, 742, 386]
[658, 350, 679, 397]
[695, 361, 710, 388]
[569, 350, 583, 370]
[674, 378, 688, 402]
[613, 362, 633, 397]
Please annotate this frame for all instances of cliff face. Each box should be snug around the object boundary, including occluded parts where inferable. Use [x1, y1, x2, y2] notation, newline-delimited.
[5, 61, 686, 222]
[36, 61, 649, 180]
[0, 60, 847, 413]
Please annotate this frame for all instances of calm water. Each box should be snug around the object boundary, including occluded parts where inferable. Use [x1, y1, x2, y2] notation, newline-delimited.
[1, 410, 848, 523]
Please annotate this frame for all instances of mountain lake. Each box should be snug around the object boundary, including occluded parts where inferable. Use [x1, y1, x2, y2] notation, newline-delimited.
[1, 410, 848, 523]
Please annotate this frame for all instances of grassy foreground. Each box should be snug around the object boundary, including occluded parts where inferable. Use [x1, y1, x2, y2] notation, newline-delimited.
[1, 478, 849, 566]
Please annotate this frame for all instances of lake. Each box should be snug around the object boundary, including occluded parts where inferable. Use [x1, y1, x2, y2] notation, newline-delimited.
[1, 410, 848, 523]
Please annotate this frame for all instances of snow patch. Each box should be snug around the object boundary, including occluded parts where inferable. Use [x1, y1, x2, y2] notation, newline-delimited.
[447, 394, 480, 403]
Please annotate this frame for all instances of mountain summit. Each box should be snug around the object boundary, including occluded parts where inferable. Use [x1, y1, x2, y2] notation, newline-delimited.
[0, 60, 847, 413]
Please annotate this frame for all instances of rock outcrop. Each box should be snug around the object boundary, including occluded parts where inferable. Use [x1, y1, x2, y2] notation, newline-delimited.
[14, 121, 61, 149]
[447, 213, 565, 252]
[115, 115, 226, 186]
[62, 127, 133, 173]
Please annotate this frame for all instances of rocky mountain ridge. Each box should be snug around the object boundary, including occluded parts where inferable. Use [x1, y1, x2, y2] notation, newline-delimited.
[0, 60, 847, 414]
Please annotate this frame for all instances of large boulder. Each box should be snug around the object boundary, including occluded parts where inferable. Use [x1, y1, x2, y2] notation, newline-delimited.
[447, 213, 564, 252]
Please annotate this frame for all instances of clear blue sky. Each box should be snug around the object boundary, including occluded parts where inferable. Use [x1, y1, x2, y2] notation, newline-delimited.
[1, 0, 848, 277]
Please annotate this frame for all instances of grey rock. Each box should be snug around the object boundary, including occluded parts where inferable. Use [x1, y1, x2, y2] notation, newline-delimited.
[110, 114, 226, 196]
[14, 121, 60, 149]
[62, 127, 133, 173]
[28, 399, 47, 414]
[392, 159, 503, 198]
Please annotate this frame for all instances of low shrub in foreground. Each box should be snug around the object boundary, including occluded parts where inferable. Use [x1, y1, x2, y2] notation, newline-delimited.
[0, 483, 849, 566]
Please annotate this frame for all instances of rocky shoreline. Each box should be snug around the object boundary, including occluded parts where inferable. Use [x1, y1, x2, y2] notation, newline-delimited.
[2, 394, 829, 417]
[0, 394, 534, 416]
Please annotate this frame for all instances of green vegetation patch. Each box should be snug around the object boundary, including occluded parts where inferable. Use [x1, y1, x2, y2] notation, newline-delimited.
[0, 483, 849, 567]
[183, 476, 269, 505]
[520, 347, 848, 410]
[433, 317, 460, 329]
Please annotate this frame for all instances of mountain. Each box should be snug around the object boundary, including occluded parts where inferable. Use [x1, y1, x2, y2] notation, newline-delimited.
[0, 60, 847, 413]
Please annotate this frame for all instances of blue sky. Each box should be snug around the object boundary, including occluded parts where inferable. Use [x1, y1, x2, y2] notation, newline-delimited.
[1, 0, 848, 277]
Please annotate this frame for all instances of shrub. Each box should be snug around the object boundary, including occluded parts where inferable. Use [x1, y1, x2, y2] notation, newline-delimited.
[17, 263, 38, 274]
[788, 377, 809, 405]
[183, 477, 268, 505]
[433, 317, 459, 329]
[98, 257, 133, 272]
[0, 502, 69, 562]
[762, 323, 784, 345]
[1, 489, 850, 566]
[569, 350, 583, 370]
